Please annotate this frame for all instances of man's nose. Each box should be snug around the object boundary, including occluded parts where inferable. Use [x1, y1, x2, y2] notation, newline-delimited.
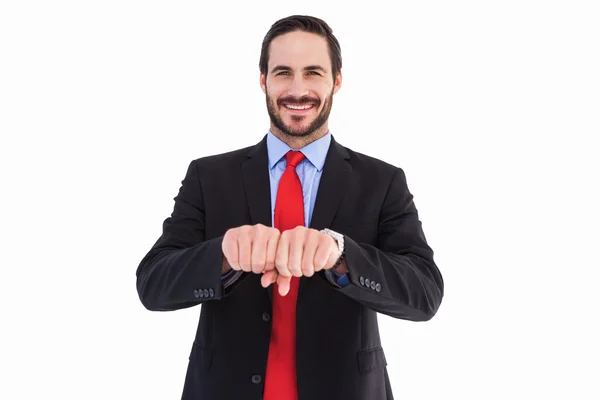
[287, 75, 310, 98]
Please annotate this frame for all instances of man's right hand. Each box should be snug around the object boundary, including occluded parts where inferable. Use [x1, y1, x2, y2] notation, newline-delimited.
[222, 223, 281, 275]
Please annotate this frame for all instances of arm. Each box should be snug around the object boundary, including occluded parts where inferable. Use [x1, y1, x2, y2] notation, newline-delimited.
[135, 160, 243, 312]
[325, 168, 444, 321]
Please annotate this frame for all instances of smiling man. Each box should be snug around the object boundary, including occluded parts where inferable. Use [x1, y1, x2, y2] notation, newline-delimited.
[262, 29, 339, 145]
[136, 15, 444, 400]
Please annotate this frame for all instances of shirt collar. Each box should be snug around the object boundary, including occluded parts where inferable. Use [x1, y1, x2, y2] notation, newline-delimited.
[266, 130, 331, 172]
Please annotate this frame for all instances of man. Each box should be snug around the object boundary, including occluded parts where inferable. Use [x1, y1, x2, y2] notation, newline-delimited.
[136, 15, 444, 400]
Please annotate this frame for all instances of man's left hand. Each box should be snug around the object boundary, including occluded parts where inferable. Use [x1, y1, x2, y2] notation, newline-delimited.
[260, 226, 341, 295]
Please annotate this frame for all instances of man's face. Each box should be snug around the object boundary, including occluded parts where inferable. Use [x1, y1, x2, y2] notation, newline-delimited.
[260, 31, 342, 138]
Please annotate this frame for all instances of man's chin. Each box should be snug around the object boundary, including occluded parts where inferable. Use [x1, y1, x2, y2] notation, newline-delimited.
[278, 120, 314, 137]
[269, 111, 327, 138]
[281, 126, 314, 137]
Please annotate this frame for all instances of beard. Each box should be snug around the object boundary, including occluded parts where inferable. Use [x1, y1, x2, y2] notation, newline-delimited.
[266, 88, 333, 138]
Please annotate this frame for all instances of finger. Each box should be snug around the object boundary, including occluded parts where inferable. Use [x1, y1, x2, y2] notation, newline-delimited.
[275, 232, 292, 277]
[265, 228, 280, 272]
[251, 229, 267, 274]
[261, 269, 278, 288]
[287, 230, 304, 278]
[325, 250, 339, 270]
[313, 241, 330, 272]
[277, 275, 292, 296]
[222, 232, 241, 271]
[301, 231, 319, 277]
[238, 234, 252, 272]
[319, 235, 340, 269]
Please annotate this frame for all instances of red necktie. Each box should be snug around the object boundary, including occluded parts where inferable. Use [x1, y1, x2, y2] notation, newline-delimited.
[263, 150, 306, 400]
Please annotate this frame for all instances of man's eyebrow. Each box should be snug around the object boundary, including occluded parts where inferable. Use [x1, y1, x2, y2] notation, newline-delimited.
[270, 65, 292, 74]
[270, 65, 328, 73]
[304, 65, 327, 73]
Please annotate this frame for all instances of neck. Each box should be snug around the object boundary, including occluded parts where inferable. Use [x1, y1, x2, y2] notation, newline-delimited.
[270, 123, 329, 149]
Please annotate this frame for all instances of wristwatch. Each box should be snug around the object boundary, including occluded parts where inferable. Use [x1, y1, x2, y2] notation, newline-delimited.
[321, 228, 345, 269]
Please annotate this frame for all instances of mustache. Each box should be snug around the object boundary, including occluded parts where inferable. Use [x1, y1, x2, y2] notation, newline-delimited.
[277, 96, 320, 106]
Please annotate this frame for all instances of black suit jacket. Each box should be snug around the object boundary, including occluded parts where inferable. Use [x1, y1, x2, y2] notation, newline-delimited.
[136, 135, 444, 400]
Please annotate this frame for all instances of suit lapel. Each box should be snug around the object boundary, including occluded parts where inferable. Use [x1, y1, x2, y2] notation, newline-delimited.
[242, 135, 272, 227]
[242, 135, 274, 303]
[299, 136, 352, 296]
[308, 136, 352, 231]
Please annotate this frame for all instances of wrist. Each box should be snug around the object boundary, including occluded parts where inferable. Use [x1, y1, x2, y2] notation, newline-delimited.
[321, 228, 345, 271]
[332, 259, 348, 275]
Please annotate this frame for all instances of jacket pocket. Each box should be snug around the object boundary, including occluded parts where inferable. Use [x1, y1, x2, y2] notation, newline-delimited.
[357, 346, 387, 374]
[189, 341, 213, 370]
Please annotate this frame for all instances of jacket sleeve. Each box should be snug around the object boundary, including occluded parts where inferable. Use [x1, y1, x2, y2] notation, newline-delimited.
[135, 159, 243, 311]
[326, 167, 444, 321]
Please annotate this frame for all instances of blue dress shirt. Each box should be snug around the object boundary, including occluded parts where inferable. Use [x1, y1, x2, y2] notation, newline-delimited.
[222, 130, 348, 287]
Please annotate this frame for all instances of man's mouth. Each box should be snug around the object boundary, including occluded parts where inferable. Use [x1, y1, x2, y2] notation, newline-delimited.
[282, 103, 316, 112]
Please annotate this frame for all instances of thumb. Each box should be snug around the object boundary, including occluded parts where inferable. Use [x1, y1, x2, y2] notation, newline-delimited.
[277, 275, 292, 296]
[261, 270, 278, 288]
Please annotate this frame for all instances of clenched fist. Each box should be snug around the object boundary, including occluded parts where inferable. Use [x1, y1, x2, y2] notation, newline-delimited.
[222, 224, 341, 296]
[222, 224, 281, 274]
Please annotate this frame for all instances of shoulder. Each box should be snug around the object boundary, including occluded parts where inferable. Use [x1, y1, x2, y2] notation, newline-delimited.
[334, 142, 416, 205]
[336, 140, 403, 177]
[187, 139, 262, 175]
[193, 145, 252, 167]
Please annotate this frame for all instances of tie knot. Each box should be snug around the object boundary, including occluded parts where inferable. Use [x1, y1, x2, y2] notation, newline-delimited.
[285, 150, 305, 168]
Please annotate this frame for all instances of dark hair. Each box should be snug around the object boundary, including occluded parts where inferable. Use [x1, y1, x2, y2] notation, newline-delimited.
[259, 15, 342, 79]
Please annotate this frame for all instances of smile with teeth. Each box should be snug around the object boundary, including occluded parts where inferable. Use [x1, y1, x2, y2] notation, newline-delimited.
[284, 104, 315, 110]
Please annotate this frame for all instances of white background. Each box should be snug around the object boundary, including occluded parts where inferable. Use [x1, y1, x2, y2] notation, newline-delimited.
[1, 1, 599, 399]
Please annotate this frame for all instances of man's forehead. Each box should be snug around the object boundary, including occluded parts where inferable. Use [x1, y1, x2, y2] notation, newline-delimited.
[268, 31, 330, 68]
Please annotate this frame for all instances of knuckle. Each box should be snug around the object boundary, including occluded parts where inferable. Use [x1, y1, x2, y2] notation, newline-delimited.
[253, 256, 266, 269]
[301, 261, 312, 274]
[319, 233, 330, 245]
[252, 231, 264, 244]
[314, 253, 326, 269]
[288, 261, 297, 272]
[225, 229, 237, 242]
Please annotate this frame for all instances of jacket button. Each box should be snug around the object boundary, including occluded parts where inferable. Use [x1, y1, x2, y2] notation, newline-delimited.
[251, 374, 262, 384]
[203, 289, 209, 297]
[262, 312, 271, 322]
[209, 288, 214, 297]
[370, 281, 376, 290]
[193, 289, 199, 298]
[365, 278, 370, 287]
[375, 283, 381, 292]
[359, 276, 365, 285]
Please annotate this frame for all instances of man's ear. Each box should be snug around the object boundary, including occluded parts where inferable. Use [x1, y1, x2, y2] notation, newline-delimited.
[260, 74, 266, 94]
[333, 71, 342, 94]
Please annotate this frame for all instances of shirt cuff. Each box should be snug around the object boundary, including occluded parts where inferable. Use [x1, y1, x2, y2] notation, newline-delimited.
[326, 270, 350, 288]
[221, 269, 243, 289]
[221, 269, 235, 280]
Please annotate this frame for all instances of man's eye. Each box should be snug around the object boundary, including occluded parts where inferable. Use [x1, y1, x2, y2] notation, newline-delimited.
[307, 71, 320, 75]
[276, 71, 290, 76]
